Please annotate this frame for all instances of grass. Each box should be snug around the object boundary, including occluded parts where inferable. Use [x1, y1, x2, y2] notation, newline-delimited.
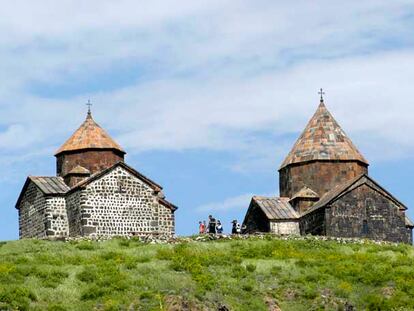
[0, 236, 413, 310]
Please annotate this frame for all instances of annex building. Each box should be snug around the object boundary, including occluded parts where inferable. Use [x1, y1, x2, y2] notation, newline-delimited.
[16, 109, 177, 238]
[243, 94, 413, 243]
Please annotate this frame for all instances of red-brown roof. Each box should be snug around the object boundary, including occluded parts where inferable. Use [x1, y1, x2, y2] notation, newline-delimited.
[55, 112, 125, 156]
[280, 100, 368, 169]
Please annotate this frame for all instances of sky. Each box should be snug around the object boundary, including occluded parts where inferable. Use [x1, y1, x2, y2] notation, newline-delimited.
[1, 1, 414, 240]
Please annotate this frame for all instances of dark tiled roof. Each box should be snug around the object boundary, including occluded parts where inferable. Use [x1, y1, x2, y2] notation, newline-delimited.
[280, 101, 368, 169]
[159, 198, 178, 211]
[16, 176, 70, 208]
[253, 196, 299, 220]
[29, 176, 70, 194]
[55, 112, 125, 155]
[291, 186, 319, 200]
[303, 174, 407, 216]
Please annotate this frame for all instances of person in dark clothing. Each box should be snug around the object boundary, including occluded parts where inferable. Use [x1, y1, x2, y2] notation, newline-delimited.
[231, 220, 238, 234]
[208, 215, 216, 234]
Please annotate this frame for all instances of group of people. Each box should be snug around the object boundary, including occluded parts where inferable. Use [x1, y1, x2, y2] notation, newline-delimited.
[198, 215, 243, 235]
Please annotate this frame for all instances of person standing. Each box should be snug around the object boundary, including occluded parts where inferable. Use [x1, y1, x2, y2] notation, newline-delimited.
[216, 220, 223, 234]
[199, 221, 205, 234]
[208, 215, 217, 234]
[236, 222, 242, 234]
[231, 220, 238, 234]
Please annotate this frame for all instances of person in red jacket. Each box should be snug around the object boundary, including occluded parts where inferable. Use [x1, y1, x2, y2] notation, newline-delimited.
[199, 221, 206, 234]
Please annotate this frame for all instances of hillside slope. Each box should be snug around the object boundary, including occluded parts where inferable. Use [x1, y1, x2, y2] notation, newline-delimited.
[0, 236, 413, 311]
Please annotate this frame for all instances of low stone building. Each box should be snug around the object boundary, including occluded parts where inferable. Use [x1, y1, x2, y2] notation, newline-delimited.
[16, 109, 177, 238]
[243, 197, 299, 235]
[243, 94, 413, 243]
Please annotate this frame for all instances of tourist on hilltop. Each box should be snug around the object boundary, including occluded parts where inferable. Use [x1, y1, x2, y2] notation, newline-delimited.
[203, 221, 207, 233]
[236, 222, 242, 234]
[231, 220, 238, 234]
[199, 221, 205, 234]
[231, 220, 242, 234]
[208, 215, 217, 234]
[216, 220, 223, 235]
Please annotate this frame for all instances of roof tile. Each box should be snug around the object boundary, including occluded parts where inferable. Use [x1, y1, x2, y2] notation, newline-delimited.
[55, 112, 125, 155]
[253, 196, 299, 220]
[280, 101, 368, 169]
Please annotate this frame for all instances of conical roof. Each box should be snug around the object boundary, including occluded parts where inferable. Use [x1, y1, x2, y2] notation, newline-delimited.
[55, 111, 125, 156]
[280, 100, 368, 169]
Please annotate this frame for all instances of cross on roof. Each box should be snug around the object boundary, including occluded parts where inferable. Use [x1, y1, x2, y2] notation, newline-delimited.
[86, 99, 92, 114]
[318, 88, 325, 101]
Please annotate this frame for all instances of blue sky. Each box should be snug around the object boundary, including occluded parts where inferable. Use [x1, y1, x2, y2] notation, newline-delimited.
[1, 1, 414, 240]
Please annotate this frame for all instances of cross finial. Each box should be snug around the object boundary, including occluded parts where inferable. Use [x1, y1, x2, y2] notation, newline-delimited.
[86, 99, 92, 115]
[318, 88, 325, 102]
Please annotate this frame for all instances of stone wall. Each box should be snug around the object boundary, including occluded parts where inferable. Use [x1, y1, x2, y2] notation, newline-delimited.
[279, 160, 368, 198]
[18, 183, 69, 238]
[290, 197, 319, 215]
[76, 166, 174, 237]
[66, 190, 82, 236]
[270, 221, 300, 235]
[325, 184, 411, 243]
[45, 196, 69, 237]
[56, 149, 124, 177]
[300, 207, 326, 236]
[158, 202, 175, 235]
[18, 183, 48, 238]
[242, 201, 270, 233]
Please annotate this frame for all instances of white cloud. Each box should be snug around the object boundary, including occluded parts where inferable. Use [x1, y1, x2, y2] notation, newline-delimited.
[196, 193, 258, 212]
[0, 1, 413, 175]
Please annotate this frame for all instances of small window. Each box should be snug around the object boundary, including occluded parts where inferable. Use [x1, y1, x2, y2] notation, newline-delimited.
[362, 220, 369, 234]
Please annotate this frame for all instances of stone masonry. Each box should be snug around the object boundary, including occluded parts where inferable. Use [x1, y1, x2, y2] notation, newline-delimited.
[67, 166, 175, 237]
[243, 96, 413, 243]
[16, 110, 177, 239]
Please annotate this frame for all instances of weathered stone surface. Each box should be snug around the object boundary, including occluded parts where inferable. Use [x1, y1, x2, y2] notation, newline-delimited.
[56, 149, 124, 178]
[66, 165, 175, 238]
[279, 160, 367, 198]
[243, 199, 299, 235]
[16, 112, 176, 240]
[301, 183, 412, 243]
[244, 99, 412, 244]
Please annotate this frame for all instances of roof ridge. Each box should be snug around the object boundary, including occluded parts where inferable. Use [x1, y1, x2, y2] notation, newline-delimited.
[55, 112, 125, 156]
[280, 101, 368, 169]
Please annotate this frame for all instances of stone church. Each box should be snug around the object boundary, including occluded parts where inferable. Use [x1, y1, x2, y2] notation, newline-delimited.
[243, 94, 413, 243]
[16, 108, 177, 238]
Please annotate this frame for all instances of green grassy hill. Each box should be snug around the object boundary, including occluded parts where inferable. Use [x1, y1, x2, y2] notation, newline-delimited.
[0, 236, 413, 311]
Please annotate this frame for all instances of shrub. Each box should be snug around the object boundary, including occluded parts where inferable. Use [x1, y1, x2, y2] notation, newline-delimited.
[118, 239, 131, 248]
[246, 263, 256, 273]
[80, 284, 106, 300]
[231, 265, 248, 278]
[0, 286, 37, 311]
[270, 266, 282, 276]
[77, 266, 99, 283]
[75, 242, 97, 251]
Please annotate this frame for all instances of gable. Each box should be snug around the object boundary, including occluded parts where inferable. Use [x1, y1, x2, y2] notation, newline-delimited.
[74, 162, 178, 211]
[15, 176, 69, 209]
[86, 165, 155, 193]
[303, 174, 407, 216]
[331, 183, 402, 214]
[68, 162, 162, 194]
